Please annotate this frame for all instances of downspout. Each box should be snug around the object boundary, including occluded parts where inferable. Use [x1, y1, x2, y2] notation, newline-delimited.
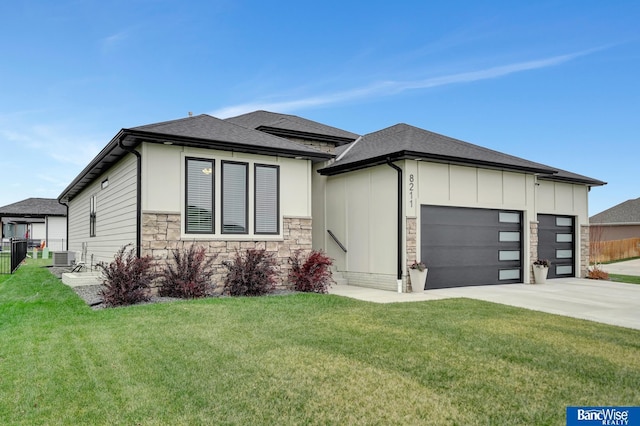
[118, 137, 142, 258]
[386, 158, 403, 293]
[57, 200, 68, 251]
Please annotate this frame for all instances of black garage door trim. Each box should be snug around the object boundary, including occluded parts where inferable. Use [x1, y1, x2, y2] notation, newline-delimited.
[420, 205, 523, 289]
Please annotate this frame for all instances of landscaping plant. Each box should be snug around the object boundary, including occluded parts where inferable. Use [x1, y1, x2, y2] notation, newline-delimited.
[98, 245, 155, 307]
[158, 244, 216, 298]
[222, 249, 277, 296]
[288, 249, 334, 293]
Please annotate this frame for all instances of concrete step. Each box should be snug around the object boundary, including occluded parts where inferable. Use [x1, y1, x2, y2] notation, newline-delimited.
[332, 269, 349, 286]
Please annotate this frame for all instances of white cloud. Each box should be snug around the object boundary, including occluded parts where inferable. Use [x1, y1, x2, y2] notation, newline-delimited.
[101, 29, 130, 52]
[211, 47, 603, 118]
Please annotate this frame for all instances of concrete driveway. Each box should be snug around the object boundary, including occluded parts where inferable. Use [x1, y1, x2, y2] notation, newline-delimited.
[329, 276, 640, 330]
[601, 258, 640, 275]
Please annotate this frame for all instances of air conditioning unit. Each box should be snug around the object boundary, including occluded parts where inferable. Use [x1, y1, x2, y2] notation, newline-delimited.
[52, 251, 75, 267]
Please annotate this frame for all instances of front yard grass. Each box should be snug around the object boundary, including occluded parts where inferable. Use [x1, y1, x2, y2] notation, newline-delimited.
[1, 261, 639, 425]
[609, 273, 640, 285]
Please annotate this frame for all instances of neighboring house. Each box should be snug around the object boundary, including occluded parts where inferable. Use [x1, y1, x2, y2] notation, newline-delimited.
[58, 112, 605, 291]
[590, 197, 640, 241]
[0, 198, 67, 250]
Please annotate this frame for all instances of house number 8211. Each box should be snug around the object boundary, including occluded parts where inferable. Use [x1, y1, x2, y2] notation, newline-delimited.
[409, 174, 414, 207]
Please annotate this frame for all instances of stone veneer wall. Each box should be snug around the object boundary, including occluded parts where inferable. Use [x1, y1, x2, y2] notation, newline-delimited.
[529, 220, 539, 283]
[141, 213, 312, 292]
[406, 217, 417, 292]
[580, 224, 589, 278]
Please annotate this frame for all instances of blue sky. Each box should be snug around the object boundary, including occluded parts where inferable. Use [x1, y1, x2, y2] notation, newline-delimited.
[1, 0, 638, 215]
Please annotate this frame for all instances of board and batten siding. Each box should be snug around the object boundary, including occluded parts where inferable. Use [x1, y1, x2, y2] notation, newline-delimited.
[67, 153, 138, 265]
[324, 164, 398, 290]
[536, 180, 589, 225]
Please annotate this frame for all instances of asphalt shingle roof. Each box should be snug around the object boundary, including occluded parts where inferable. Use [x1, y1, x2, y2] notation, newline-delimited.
[590, 197, 640, 224]
[131, 114, 333, 156]
[320, 123, 556, 175]
[225, 110, 360, 144]
[0, 198, 66, 217]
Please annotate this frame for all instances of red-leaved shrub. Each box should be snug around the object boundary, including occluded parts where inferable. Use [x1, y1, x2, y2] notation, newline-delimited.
[288, 249, 334, 294]
[158, 245, 217, 298]
[222, 249, 277, 296]
[99, 245, 155, 307]
[587, 265, 610, 280]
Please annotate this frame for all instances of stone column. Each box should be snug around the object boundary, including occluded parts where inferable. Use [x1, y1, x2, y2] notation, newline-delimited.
[580, 225, 590, 278]
[529, 220, 539, 283]
[406, 217, 417, 291]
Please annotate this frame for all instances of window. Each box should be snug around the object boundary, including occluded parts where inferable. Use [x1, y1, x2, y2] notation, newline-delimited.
[255, 164, 279, 234]
[186, 158, 214, 233]
[222, 161, 248, 234]
[89, 195, 97, 237]
[499, 212, 520, 223]
[499, 269, 520, 280]
[499, 250, 520, 261]
[499, 231, 520, 242]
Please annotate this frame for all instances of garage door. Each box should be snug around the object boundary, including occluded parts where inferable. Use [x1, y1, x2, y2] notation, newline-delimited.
[420, 205, 523, 289]
[538, 214, 575, 278]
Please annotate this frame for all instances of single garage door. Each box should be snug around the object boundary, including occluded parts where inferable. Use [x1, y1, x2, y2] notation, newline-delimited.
[538, 214, 575, 279]
[420, 205, 523, 289]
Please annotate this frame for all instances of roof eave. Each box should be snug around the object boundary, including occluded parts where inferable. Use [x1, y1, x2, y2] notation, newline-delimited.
[256, 126, 358, 146]
[538, 175, 607, 187]
[127, 129, 333, 161]
[59, 129, 334, 203]
[318, 151, 557, 176]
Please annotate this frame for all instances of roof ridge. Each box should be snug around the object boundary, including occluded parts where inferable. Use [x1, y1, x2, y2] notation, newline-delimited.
[130, 114, 212, 130]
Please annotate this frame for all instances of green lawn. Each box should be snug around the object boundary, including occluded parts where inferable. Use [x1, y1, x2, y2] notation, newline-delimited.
[1, 261, 639, 425]
[610, 273, 640, 285]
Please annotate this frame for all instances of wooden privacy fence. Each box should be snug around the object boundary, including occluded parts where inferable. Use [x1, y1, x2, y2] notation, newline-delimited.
[590, 237, 640, 264]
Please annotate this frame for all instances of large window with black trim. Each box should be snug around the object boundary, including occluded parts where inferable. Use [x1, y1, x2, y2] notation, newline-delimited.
[254, 164, 279, 234]
[186, 158, 214, 233]
[185, 157, 280, 235]
[222, 161, 248, 234]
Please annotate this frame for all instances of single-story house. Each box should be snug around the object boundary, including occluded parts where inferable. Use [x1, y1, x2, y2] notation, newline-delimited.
[589, 197, 640, 241]
[58, 111, 605, 291]
[0, 198, 67, 250]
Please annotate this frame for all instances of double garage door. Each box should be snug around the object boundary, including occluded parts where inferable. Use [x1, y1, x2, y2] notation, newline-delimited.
[420, 206, 575, 289]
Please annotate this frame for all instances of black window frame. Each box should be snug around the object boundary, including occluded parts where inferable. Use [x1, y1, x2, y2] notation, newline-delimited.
[254, 163, 280, 235]
[89, 194, 97, 237]
[185, 157, 215, 234]
[221, 160, 249, 235]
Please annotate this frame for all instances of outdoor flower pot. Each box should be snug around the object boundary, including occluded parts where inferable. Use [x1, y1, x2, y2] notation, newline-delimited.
[532, 265, 549, 284]
[409, 268, 428, 292]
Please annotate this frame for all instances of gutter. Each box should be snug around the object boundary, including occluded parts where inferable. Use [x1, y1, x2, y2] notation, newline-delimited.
[57, 199, 69, 251]
[118, 137, 142, 258]
[386, 158, 403, 293]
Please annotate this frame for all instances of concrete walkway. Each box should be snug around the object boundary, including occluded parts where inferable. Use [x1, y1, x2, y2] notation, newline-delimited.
[329, 277, 640, 330]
